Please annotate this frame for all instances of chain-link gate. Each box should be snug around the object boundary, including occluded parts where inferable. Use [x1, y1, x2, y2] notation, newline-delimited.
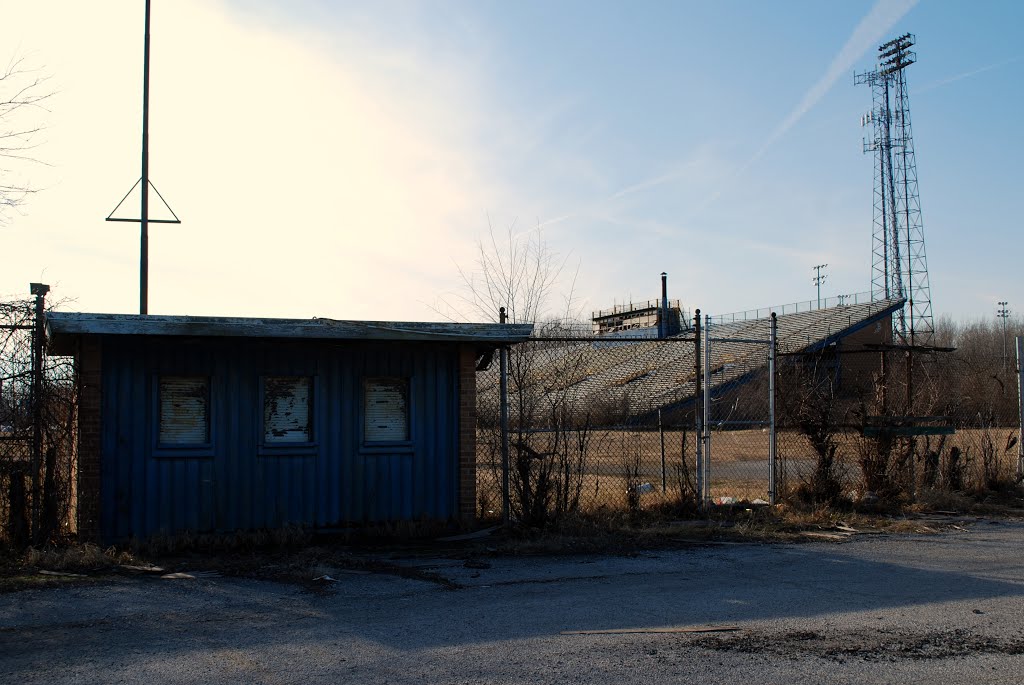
[697, 314, 777, 507]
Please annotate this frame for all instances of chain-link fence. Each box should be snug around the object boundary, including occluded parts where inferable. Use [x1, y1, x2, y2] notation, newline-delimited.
[0, 290, 77, 546]
[476, 328, 700, 525]
[478, 312, 1024, 524]
[777, 344, 1023, 505]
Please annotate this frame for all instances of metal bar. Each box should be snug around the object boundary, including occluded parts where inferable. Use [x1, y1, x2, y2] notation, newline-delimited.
[29, 283, 48, 543]
[906, 344, 915, 500]
[140, 0, 151, 316]
[658, 408, 666, 492]
[1017, 336, 1023, 480]
[499, 307, 510, 526]
[703, 314, 711, 506]
[768, 312, 777, 505]
[865, 415, 951, 423]
[149, 181, 181, 223]
[708, 337, 770, 345]
[863, 426, 955, 437]
[525, 337, 697, 343]
[693, 310, 703, 511]
[106, 217, 181, 224]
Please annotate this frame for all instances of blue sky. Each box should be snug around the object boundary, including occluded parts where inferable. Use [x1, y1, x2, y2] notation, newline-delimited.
[1, 0, 1021, 323]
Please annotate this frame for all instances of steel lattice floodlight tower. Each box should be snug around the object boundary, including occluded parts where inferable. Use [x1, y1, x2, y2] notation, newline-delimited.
[855, 33, 934, 346]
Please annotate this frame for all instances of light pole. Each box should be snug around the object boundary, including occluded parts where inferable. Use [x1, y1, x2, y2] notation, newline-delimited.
[998, 301, 1010, 375]
[813, 264, 828, 309]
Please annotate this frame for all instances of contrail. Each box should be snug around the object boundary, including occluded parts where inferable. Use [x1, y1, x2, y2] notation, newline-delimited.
[915, 55, 1023, 94]
[747, 0, 919, 169]
[538, 0, 919, 230]
[679, 0, 919, 216]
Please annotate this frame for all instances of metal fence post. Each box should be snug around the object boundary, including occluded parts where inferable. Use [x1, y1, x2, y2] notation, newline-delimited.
[694, 310, 703, 511]
[658, 408, 666, 492]
[906, 345, 916, 501]
[703, 314, 711, 506]
[1017, 336, 1023, 481]
[29, 282, 49, 544]
[499, 307, 511, 527]
[768, 312, 778, 505]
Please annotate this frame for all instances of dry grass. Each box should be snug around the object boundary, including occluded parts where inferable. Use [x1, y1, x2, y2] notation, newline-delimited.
[0, 542, 135, 592]
[22, 543, 130, 571]
[479, 427, 1022, 515]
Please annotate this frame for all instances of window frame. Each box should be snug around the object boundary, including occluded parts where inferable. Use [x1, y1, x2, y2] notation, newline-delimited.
[360, 375, 413, 453]
[258, 374, 319, 455]
[152, 374, 215, 458]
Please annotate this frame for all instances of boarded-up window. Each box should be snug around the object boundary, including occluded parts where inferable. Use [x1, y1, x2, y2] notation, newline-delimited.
[364, 377, 409, 442]
[263, 376, 313, 443]
[159, 376, 210, 445]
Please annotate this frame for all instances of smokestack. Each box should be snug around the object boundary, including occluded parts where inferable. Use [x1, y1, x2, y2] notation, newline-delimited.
[660, 272, 668, 339]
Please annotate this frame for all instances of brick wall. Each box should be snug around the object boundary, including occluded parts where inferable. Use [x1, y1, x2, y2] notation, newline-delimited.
[457, 344, 478, 522]
[76, 336, 102, 542]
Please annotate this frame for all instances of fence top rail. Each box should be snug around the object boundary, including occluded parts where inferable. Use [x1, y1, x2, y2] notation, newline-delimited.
[527, 335, 697, 343]
[592, 299, 682, 319]
[865, 415, 951, 424]
[709, 291, 874, 324]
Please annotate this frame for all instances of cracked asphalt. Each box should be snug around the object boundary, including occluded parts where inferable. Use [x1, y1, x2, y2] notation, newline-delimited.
[2, 520, 1024, 684]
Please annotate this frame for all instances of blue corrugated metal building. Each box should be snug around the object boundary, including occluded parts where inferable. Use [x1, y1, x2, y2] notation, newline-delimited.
[47, 313, 531, 543]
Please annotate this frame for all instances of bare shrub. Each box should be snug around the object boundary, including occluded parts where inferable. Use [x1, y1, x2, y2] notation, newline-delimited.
[973, 431, 1018, 492]
[673, 427, 697, 510]
[620, 430, 643, 516]
[778, 351, 848, 506]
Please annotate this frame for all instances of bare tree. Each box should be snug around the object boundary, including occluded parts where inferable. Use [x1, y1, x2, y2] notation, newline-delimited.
[440, 218, 573, 325]
[449, 219, 608, 525]
[0, 55, 51, 223]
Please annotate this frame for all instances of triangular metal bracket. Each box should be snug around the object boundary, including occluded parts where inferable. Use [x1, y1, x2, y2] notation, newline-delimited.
[105, 178, 182, 224]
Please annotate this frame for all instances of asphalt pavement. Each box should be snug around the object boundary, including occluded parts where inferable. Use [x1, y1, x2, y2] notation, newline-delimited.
[2, 519, 1023, 684]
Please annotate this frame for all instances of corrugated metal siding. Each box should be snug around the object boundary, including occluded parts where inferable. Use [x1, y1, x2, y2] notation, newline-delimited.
[99, 337, 461, 541]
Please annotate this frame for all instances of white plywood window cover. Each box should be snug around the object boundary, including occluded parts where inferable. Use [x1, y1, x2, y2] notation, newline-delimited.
[364, 377, 409, 442]
[159, 376, 209, 445]
[264, 376, 312, 443]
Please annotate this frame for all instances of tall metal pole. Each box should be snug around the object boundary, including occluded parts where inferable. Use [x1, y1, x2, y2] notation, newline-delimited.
[658, 408, 666, 492]
[140, 0, 151, 315]
[813, 264, 828, 310]
[998, 302, 1009, 376]
[1016, 336, 1023, 481]
[768, 312, 778, 505]
[29, 283, 49, 543]
[703, 314, 712, 505]
[906, 342, 917, 500]
[499, 307, 511, 526]
[693, 310, 703, 510]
